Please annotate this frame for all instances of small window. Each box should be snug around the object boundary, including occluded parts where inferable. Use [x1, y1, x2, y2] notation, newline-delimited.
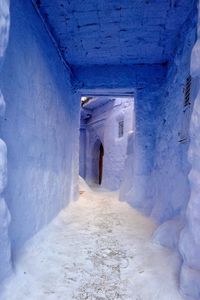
[118, 121, 124, 138]
[184, 75, 192, 107]
[178, 75, 192, 143]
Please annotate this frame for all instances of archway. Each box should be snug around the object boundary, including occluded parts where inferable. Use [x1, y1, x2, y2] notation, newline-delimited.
[91, 139, 104, 185]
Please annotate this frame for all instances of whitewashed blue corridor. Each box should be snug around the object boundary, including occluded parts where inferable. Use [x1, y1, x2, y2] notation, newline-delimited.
[1, 0, 200, 299]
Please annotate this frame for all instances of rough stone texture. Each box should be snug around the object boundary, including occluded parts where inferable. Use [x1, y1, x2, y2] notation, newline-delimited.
[34, 0, 196, 65]
[80, 97, 134, 190]
[179, 6, 200, 297]
[0, 0, 12, 283]
[0, 0, 79, 255]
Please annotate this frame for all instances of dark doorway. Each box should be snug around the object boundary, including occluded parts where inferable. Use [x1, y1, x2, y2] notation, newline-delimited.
[99, 143, 104, 185]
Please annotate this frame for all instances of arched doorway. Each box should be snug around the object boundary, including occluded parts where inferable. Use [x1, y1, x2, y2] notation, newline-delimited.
[99, 143, 104, 185]
[92, 139, 104, 185]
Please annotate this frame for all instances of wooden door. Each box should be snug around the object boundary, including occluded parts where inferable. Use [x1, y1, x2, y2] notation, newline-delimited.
[99, 143, 104, 185]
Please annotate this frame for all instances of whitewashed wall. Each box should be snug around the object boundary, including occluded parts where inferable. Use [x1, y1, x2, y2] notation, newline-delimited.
[0, 0, 11, 282]
[179, 5, 200, 298]
[0, 0, 79, 262]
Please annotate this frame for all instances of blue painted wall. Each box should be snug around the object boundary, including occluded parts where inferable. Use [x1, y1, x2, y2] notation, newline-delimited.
[36, 0, 195, 66]
[0, 0, 12, 283]
[80, 97, 134, 190]
[179, 8, 200, 299]
[0, 0, 79, 255]
[0, 2, 198, 298]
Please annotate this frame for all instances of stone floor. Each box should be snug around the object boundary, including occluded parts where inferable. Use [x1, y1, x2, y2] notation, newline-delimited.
[0, 180, 185, 300]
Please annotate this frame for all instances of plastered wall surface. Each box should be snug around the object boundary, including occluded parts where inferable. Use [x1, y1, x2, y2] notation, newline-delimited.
[120, 8, 196, 229]
[118, 8, 200, 300]
[179, 7, 200, 298]
[0, 0, 79, 256]
[0, 1, 198, 297]
[0, 0, 12, 283]
[33, 0, 194, 66]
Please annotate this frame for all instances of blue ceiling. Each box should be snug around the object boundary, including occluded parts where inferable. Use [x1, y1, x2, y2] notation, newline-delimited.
[35, 0, 196, 66]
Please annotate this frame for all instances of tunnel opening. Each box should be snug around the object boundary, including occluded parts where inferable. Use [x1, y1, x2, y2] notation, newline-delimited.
[79, 94, 135, 191]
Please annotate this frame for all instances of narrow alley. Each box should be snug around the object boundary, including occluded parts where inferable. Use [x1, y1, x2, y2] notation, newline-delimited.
[1, 179, 184, 300]
[1, 0, 200, 298]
